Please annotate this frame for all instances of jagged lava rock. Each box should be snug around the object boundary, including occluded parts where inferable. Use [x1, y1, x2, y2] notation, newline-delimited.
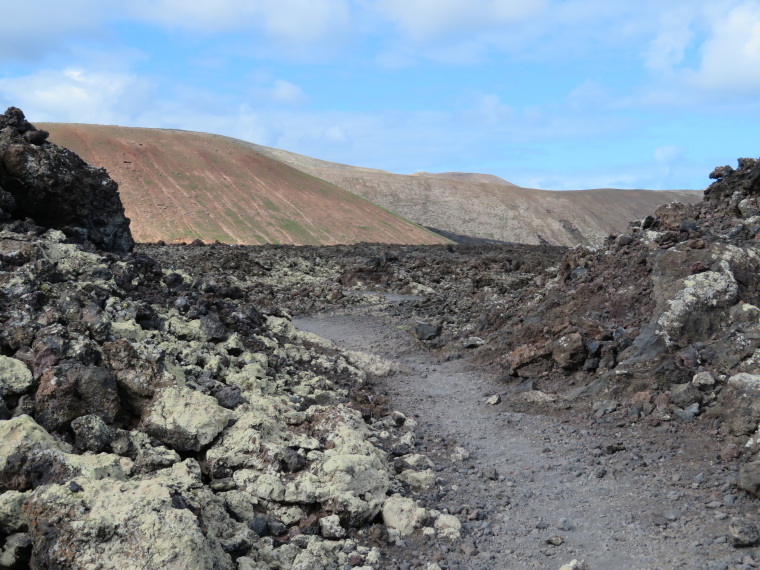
[0, 107, 133, 253]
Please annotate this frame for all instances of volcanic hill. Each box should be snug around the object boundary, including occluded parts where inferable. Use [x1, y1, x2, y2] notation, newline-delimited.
[43, 123, 701, 247]
[39, 123, 447, 246]
[242, 143, 704, 246]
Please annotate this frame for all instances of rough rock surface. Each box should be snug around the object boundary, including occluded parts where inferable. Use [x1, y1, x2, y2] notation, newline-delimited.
[0, 129, 427, 568]
[0, 107, 133, 253]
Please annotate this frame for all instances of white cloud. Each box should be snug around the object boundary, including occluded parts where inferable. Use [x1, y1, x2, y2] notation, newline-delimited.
[129, 0, 352, 50]
[465, 94, 514, 123]
[250, 80, 308, 105]
[0, 0, 354, 64]
[0, 69, 154, 125]
[0, 0, 114, 62]
[643, 9, 694, 72]
[371, 0, 545, 41]
[654, 145, 682, 163]
[323, 126, 349, 144]
[689, 1, 760, 92]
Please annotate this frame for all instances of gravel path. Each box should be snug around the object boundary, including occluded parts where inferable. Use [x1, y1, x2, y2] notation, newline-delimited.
[295, 303, 757, 570]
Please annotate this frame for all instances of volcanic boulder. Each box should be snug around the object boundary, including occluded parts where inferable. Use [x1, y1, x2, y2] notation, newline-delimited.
[0, 107, 133, 253]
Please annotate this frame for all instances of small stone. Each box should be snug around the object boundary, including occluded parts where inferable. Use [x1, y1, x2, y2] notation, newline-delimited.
[485, 394, 501, 405]
[392, 411, 407, 425]
[558, 518, 574, 531]
[415, 323, 442, 341]
[248, 515, 268, 537]
[71, 415, 113, 453]
[319, 514, 346, 539]
[266, 516, 287, 537]
[559, 561, 590, 570]
[484, 467, 499, 480]
[68, 481, 84, 493]
[729, 518, 760, 547]
[546, 535, 564, 546]
[739, 461, 760, 496]
[434, 514, 462, 540]
[669, 383, 702, 409]
[720, 444, 741, 461]
[664, 509, 681, 522]
[592, 400, 618, 418]
[673, 403, 700, 422]
[213, 386, 242, 409]
[693, 371, 716, 388]
[463, 337, 484, 348]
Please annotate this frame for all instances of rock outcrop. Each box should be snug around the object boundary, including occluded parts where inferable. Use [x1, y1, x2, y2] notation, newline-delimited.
[0, 107, 133, 253]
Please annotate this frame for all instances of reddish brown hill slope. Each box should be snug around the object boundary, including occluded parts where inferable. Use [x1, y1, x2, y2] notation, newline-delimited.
[40, 124, 447, 246]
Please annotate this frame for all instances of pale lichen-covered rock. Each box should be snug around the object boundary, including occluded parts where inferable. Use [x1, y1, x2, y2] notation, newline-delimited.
[227, 405, 390, 527]
[24, 461, 235, 570]
[109, 319, 146, 341]
[0, 415, 71, 473]
[398, 469, 436, 491]
[266, 315, 297, 339]
[0, 356, 33, 397]
[692, 371, 716, 388]
[165, 316, 204, 341]
[294, 329, 336, 350]
[220, 490, 257, 522]
[142, 385, 233, 452]
[657, 265, 738, 346]
[1, 414, 124, 490]
[433, 513, 461, 540]
[402, 454, 434, 470]
[243, 535, 379, 570]
[729, 373, 760, 392]
[344, 349, 402, 377]
[0, 532, 31, 568]
[206, 399, 294, 476]
[451, 446, 470, 462]
[310, 409, 390, 526]
[0, 490, 27, 534]
[382, 494, 427, 536]
[225, 357, 270, 396]
[559, 561, 590, 570]
[730, 302, 760, 324]
[319, 514, 346, 538]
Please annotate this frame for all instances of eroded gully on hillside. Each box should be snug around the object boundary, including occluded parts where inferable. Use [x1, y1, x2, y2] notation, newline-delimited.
[295, 298, 754, 570]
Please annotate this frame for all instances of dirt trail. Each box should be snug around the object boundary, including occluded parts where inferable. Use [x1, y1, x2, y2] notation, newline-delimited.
[296, 301, 753, 570]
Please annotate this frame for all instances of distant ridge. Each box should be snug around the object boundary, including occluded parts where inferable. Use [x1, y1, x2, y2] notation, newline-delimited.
[410, 172, 518, 186]
[237, 142, 704, 246]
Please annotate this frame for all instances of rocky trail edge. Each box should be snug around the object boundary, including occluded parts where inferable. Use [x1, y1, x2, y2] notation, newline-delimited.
[296, 300, 758, 570]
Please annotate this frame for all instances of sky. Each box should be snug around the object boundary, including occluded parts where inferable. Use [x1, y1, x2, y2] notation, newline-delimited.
[1, 1, 759, 190]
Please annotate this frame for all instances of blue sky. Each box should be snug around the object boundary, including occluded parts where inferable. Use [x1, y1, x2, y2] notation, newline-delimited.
[1, 0, 759, 190]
